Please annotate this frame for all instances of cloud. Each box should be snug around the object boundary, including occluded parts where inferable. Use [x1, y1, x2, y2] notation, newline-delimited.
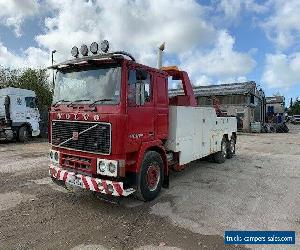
[262, 0, 300, 50]
[0, 0, 257, 87]
[180, 31, 256, 84]
[0, 41, 49, 68]
[32, 0, 255, 85]
[262, 52, 300, 89]
[0, 0, 39, 37]
[37, 0, 216, 66]
[0, 41, 24, 67]
[218, 0, 242, 21]
[216, 0, 268, 23]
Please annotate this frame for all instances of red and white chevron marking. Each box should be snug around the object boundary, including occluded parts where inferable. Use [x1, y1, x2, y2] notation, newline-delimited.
[49, 165, 135, 197]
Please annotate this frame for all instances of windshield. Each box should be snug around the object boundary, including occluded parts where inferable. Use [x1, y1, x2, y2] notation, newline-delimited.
[53, 64, 121, 105]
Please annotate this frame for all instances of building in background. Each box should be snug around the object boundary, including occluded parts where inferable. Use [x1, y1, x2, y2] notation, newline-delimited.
[266, 96, 285, 114]
[169, 81, 266, 132]
[265, 96, 285, 123]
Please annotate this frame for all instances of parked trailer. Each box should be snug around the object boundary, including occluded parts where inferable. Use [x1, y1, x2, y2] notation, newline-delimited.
[0, 87, 40, 142]
[48, 41, 237, 201]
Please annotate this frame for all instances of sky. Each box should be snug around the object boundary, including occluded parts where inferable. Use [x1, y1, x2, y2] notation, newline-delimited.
[0, 0, 299, 102]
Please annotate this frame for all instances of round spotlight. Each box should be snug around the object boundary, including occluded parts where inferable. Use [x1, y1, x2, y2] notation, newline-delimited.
[100, 40, 109, 53]
[71, 46, 79, 57]
[80, 44, 89, 56]
[90, 42, 98, 54]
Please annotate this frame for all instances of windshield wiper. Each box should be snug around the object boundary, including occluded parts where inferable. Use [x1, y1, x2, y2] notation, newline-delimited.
[52, 99, 70, 106]
[68, 99, 91, 107]
[89, 99, 114, 107]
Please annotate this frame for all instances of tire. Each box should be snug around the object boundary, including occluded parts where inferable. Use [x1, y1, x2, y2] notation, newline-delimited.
[213, 137, 227, 164]
[18, 126, 30, 142]
[136, 151, 164, 201]
[226, 137, 236, 159]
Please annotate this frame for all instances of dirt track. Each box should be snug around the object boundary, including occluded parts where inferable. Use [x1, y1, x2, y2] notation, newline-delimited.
[0, 125, 299, 249]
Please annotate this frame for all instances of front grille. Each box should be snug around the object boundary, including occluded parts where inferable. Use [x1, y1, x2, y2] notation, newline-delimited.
[51, 121, 111, 154]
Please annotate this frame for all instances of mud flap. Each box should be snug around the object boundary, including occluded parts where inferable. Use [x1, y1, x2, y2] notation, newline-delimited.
[162, 174, 169, 188]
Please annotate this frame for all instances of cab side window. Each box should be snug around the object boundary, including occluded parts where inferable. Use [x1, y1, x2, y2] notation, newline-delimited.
[128, 69, 151, 106]
[25, 97, 37, 108]
[143, 74, 151, 103]
[128, 70, 137, 106]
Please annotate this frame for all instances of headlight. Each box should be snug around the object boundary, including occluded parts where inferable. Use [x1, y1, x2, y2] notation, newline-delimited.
[54, 152, 59, 161]
[108, 162, 116, 173]
[98, 161, 106, 172]
[50, 150, 59, 165]
[97, 159, 118, 177]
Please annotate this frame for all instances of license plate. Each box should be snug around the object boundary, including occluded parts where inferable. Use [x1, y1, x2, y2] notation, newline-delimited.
[68, 176, 83, 188]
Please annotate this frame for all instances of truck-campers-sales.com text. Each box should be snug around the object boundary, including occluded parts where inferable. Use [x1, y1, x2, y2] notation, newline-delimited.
[225, 235, 294, 243]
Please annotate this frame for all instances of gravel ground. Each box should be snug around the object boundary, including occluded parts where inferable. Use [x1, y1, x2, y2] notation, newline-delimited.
[0, 125, 299, 250]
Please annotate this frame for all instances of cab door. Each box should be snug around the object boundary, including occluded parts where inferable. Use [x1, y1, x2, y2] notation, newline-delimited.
[24, 96, 40, 136]
[126, 68, 155, 151]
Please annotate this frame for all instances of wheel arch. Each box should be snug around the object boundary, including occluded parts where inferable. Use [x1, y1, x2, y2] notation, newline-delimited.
[136, 141, 168, 177]
[21, 122, 32, 131]
[12, 122, 32, 132]
[147, 145, 168, 177]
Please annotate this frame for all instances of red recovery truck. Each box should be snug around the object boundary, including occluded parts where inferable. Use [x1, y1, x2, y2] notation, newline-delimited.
[49, 41, 237, 201]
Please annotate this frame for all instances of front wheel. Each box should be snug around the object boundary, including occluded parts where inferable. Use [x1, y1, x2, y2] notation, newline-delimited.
[136, 151, 164, 201]
[18, 126, 30, 142]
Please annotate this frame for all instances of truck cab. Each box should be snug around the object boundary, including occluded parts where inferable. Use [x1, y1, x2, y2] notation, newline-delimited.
[0, 87, 40, 142]
[49, 41, 237, 201]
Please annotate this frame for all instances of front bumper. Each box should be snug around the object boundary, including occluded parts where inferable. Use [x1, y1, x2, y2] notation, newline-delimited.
[49, 165, 135, 197]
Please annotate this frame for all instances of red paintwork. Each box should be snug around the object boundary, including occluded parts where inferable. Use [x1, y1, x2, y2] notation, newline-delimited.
[163, 69, 197, 106]
[147, 165, 159, 189]
[49, 58, 195, 184]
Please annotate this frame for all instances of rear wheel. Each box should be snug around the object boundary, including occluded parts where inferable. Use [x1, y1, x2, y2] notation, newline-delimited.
[136, 151, 163, 201]
[213, 137, 227, 163]
[18, 126, 30, 142]
[226, 137, 236, 159]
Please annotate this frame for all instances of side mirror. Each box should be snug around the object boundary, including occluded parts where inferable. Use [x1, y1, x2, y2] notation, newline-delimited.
[4, 95, 11, 120]
[136, 69, 148, 81]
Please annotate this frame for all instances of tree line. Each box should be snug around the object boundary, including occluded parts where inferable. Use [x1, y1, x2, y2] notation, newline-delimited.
[289, 98, 300, 115]
[0, 67, 52, 111]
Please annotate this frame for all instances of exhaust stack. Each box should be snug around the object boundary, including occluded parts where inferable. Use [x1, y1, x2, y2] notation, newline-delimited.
[157, 42, 165, 69]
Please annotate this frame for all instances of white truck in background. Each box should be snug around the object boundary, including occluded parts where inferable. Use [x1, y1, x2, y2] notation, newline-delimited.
[0, 87, 40, 142]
